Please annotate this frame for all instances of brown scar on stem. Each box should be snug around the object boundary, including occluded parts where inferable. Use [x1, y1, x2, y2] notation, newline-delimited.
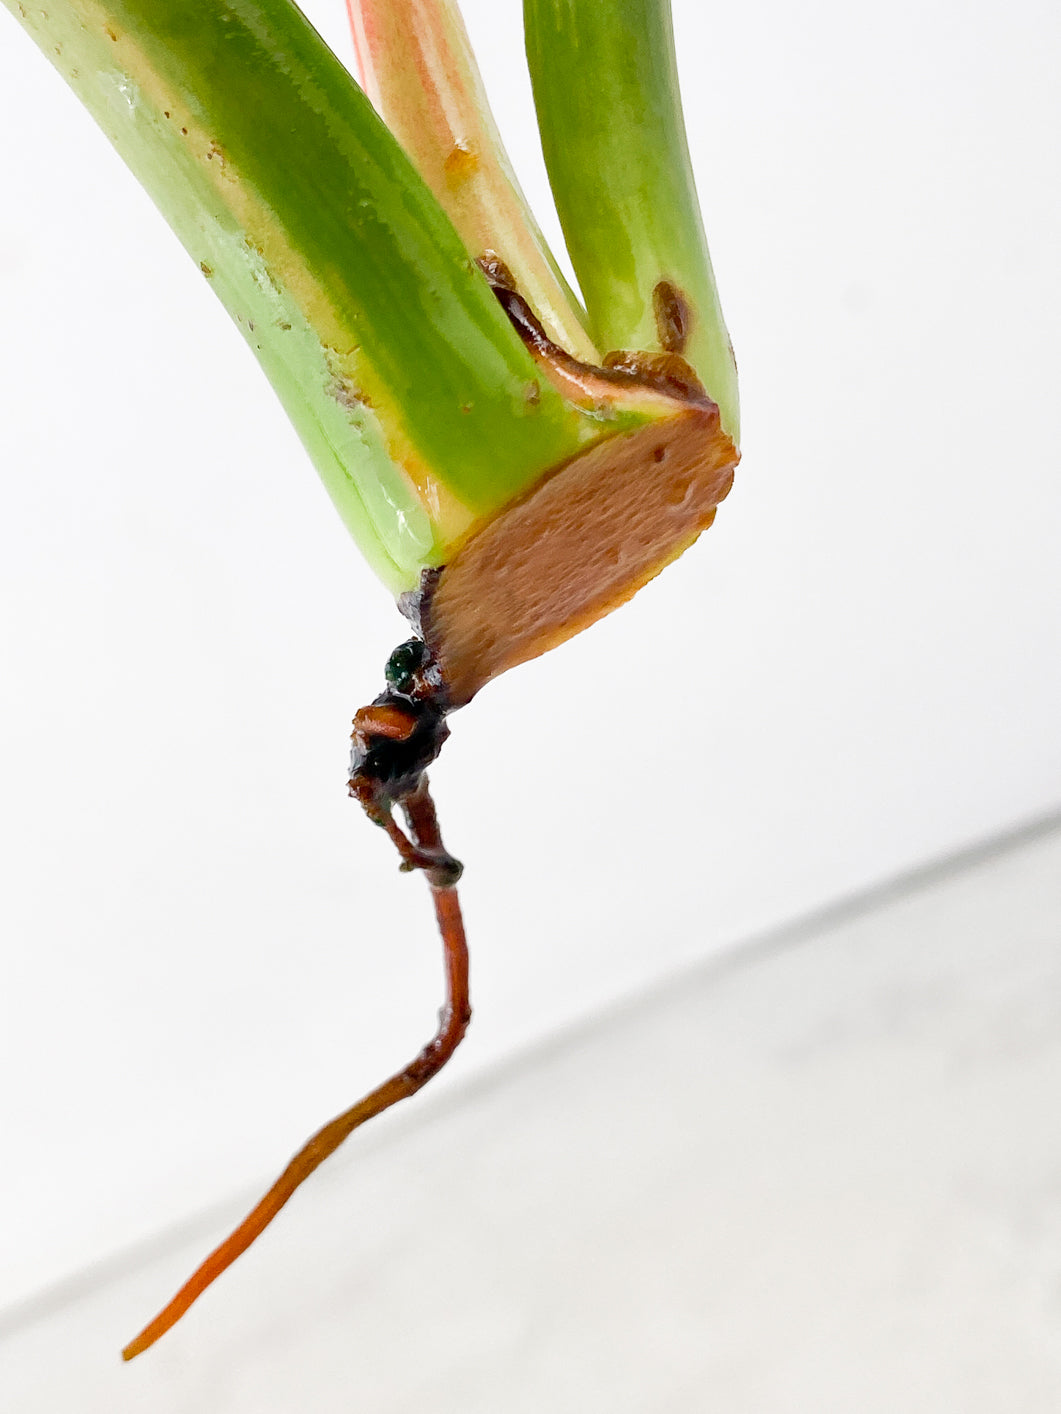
[478, 251, 517, 290]
[652, 279, 691, 355]
[476, 255, 707, 410]
[600, 347, 708, 399]
[329, 379, 363, 412]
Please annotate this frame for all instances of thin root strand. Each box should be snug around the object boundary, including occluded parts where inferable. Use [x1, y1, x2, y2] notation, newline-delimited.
[122, 777, 468, 1362]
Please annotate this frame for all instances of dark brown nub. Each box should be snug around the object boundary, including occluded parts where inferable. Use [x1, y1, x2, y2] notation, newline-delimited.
[421, 404, 738, 707]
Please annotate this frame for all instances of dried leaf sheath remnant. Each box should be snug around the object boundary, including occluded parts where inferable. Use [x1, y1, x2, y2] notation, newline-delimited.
[121, 782, 470, 1362]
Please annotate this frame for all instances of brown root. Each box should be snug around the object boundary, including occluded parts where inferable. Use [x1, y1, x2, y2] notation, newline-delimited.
[122, 767, 468, 1361]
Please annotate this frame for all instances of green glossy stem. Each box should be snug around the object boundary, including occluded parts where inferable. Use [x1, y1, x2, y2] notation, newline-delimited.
[3, 0, 610, 590]
[524, 0, 739, 440]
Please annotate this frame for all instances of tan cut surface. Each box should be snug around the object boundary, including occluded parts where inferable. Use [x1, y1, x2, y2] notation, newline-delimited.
[424, 405, 738, 706]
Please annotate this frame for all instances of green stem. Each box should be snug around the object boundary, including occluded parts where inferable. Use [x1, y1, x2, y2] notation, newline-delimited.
[525, 0, 739, 440]
[348, 0, 597, 363]
[3, 0, 615, 590]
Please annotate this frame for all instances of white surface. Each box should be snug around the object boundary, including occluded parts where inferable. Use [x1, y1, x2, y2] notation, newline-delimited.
[2, 817, 1060, 1410]
[2, 0, 1061, 1310]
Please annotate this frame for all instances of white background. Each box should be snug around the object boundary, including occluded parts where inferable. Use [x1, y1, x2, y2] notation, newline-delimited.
[1, 0, 1059, 1312]
[5, 823, 1061, 1407]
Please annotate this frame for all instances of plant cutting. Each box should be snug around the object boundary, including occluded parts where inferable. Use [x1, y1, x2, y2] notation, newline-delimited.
[3, 0, 739, 1360]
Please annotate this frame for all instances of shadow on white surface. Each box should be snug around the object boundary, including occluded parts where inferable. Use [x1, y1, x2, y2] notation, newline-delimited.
[3, 816, 1060, 1412]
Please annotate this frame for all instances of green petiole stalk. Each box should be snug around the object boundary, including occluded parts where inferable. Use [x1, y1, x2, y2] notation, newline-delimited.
[2, 0, 643, 592]
[4, 0, 738, 596]
[348, 0, 598, 364]
[525, 0, 740, 440]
